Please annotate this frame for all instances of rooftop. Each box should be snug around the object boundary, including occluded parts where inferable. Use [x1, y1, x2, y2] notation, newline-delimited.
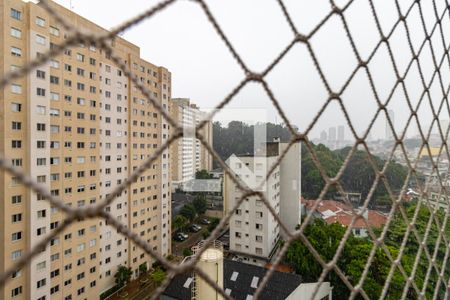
[302, 199, 388, 229]
[162, 259, 302, 300]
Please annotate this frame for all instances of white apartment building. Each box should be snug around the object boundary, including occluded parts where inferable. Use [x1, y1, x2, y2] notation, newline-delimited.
[170, 98, 213, 191]
[224, 139, 301, 263]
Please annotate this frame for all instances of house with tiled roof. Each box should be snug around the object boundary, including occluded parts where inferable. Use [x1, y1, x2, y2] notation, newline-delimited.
[302, 199, 387, 237]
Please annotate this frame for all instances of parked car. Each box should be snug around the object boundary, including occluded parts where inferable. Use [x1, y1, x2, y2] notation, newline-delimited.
[173, 233, 185, 242]
[173, 232, 188, 242]
[188, 224, 202, 232]
[200, 218, 211, 225]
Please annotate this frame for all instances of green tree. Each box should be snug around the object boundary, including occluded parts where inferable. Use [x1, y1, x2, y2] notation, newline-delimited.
[139, 263, 148, 277]
[195, 170, 212, 179]
[183, 248, 193, 257]
[382, 203, 450, 298]
[284, 219, 412, 299]
[207, 218, 220, 232]
[151, 267, 166, 286]
[114, 265, 132, 288]
[173, 215, 188, 232]
[180, 204, 196, 221]
[193, 194, 208, 215]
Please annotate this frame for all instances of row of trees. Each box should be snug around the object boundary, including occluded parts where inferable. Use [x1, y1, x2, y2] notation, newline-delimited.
[284, 202, 450, 299]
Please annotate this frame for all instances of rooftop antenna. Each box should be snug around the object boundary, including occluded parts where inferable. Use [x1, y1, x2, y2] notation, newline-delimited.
[69, 0, 74, 10]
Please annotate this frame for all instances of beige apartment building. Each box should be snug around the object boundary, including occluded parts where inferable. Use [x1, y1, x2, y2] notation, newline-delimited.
[0, 0, 171, 299]
[170, 98, 212, 191]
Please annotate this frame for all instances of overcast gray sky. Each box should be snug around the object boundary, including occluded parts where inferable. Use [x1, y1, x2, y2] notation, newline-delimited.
[54, 0, 450, 140]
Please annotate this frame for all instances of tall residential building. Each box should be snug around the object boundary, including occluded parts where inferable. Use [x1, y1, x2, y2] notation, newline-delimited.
[337, 125, 345, 142]
[224, 139, 301, 264]
[328, 126, 336, 142]
[319, 130, 327, 142]
[0, 1, 171, 299]
[385, 109, 395, 140]
[170, 98, 213, 191]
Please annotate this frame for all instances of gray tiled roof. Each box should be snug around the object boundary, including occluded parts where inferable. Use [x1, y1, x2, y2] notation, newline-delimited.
[162, 259, 302, 300]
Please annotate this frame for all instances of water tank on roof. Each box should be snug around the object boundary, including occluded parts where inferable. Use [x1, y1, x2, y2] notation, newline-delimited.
[192, 241, 224, 300]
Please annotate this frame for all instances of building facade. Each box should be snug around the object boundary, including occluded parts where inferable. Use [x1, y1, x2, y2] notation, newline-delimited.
[0, 0, 171, 299]
[170, 98, 212, 191]
[224, 140, 301, 264]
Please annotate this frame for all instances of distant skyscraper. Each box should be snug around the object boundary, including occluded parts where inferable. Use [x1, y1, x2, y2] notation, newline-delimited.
[329, 127, 337, 141]
[338, 125, 345, 142]
[320, 130, 327, 141]
[385, 109, 395, 140]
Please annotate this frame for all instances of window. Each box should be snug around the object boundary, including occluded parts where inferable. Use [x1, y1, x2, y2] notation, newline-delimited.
[35, 34, 46, 45]
[10, 27, 21, 38]
[50, 60, 59, 68]
[11, 103, 21, 112]
[36, 261, 46, 271]
[12, 122, 21, 130]
[11, 270, 21, 279]
[49, 26, 59, 36]
[36, 70, 46, 79]
[50, 253, 59, 261]
[50, 285, 59, 294]
[11, 140, 21, 149]
[256, 223, 263, 230]
[50, 109, 60, 116]
[37, 278, 46, 288]
[12, 195, 22, 204]
[10, 8, 21, 20]
[11, 286, 22, 297]
[50, 76, 59, 84]
[11, 84, 22, 94]
[76, 53, 84, 62]
[256, 235, 263, 242]
[77, 68, 85, 76]
[11, 158, 22, 167]
[37, 227, 46, 236]
[35, 17, 45, 27]
[11, 47, 22, 57]
[50, 269, 60, 278]
[36, 105, 46, 115]
[12, 250, 22, 260]
[37, 210, 46, 218]
[37, 141, 45, 148]
[11, 213, 22, 223]
[50, 92, 60, 101]
[12, 232, 22, 241]
[37, 88, 46, 96]
[50, 125, 59, 133]
[77, 287, 85, 296]
[76, 243, 85, 252]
